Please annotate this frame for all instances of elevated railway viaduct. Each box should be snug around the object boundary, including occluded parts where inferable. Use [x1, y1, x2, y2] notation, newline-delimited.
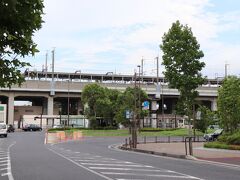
[0, 71, 221, 126]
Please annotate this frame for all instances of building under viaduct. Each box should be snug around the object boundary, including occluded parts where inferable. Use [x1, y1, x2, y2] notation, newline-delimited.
[0, 71, 221, 128]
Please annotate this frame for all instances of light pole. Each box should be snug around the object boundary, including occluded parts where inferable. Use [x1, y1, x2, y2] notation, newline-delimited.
[137, 65, 141, 129]
[67, 78, 70, 126]
[132, 72, 137, 148]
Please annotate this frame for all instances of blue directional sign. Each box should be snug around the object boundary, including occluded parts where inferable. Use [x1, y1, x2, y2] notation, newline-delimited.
[142, 101, 149, 110]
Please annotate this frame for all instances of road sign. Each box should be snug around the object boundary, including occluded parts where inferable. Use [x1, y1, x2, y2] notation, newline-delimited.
[142, 101, 149, 110]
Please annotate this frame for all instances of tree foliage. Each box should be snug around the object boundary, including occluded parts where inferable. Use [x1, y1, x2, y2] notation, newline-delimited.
[82, 83, 107, 117]
[82, 84, 149, 128]
[217, 76, 240, 133]
[114, 87, 148, 126]
[81, 84, 120, 128]
[195, 106, 215, 133]
[0, 0, 44, 88]
[160, 20, 205, 118]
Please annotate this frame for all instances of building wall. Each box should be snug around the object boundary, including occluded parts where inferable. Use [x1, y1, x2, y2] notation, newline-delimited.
[14, 106, 43, 121]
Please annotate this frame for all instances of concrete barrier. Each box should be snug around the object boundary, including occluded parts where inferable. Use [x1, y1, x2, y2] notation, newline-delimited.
[47, 132, 59, 144]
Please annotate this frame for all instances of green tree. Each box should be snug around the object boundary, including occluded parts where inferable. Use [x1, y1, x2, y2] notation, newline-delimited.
[160, 20, 205, 133]
[82, 84, 121, 128]
[195, 106, 215, 133]
[82, 83, 106, 117]
[0, 0, 44, 88]
[217, 76, 240, 133]
[95, 88, 120, 126]
[114, 87, 148, 127]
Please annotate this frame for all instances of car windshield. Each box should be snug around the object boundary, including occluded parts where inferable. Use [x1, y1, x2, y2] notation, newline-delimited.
[0, 124, 6, 129]
[214, 129, 223, 134]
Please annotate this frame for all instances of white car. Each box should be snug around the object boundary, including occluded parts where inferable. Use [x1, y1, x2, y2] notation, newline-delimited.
[0, 123, 8, 137]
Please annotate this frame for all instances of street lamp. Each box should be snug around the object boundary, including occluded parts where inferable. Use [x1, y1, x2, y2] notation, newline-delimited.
[137, 65, 141, 128]
[67, 78, 70, 126]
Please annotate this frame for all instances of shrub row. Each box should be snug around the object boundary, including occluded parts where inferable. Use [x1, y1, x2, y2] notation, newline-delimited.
[218, 130, 240, 145]
[204, 141, 240, 150]
[48, 126, 118, 132]
[140, 127, 177, 132]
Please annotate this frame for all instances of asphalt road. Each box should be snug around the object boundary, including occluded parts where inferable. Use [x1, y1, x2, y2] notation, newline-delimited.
[0, 131, 240, 180]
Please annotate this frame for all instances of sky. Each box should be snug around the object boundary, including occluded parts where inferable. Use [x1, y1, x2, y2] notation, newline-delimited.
[26, 0, 240, 78]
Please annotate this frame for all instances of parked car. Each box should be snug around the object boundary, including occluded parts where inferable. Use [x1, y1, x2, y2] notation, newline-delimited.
[7, 124, 15, 133]
[52, 124, 64, 129]
[0, 123, 8, 137]
[204, 129, 223, 141]
[208, 125, 220, 129]
[22, 124, 42, 131]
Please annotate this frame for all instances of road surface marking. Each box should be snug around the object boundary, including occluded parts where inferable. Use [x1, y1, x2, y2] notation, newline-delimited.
[0, 157, 8, 160]
[0, 164, 8, 167]
[101, 172, 201, 179]
[0, 167, 9, 171]
[80, 163, 152, 167]
[48, 147, 114, 180]
[1, 172, 10, 176]
[75, 160, 133, 164]
[7, 142, 16, 180]
[116, 179, 144, 180]
[89, 167, 171, 172]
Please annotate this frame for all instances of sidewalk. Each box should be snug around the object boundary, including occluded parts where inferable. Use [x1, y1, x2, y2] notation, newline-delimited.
[133, 142, 240, 166]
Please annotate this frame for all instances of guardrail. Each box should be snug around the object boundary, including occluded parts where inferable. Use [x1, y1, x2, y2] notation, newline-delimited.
[124, 135, 204, 149]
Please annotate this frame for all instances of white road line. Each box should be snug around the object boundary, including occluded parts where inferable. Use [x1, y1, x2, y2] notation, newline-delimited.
[47, 148, 114, 180]
[0, 157, 8, 160]
[0, 164, 7, 167]
[75, 160, 133, 164]
[1, 172, 10, 176]
[69, 157, 95, 159]
[116, 179, 144, 180]
[101, 172, 201, 179]
[80, 163, 152, 168]
[89, 167, 170, 172]
[0, 167, 9, 171]
[7, 142, 16, 180]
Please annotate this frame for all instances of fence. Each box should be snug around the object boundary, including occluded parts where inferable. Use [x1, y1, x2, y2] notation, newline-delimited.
[124, 135, 204, 148]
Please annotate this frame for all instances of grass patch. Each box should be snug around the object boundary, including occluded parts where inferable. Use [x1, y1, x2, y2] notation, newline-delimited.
[48, 128, 203, 137]
[204, 141, 240, 150]
[139, 128, 204, 137]
[48, 128, 204, 137]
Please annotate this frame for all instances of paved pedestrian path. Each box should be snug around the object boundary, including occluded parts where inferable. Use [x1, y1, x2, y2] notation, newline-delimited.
[136, 142, 240, 166]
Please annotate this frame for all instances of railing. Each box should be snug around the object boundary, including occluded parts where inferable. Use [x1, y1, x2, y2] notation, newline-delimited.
[124, 135, 204, 149]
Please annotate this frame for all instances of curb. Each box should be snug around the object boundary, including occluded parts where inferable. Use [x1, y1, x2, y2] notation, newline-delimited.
[119, 146, 186, 159]
[118, 145, 240, 169]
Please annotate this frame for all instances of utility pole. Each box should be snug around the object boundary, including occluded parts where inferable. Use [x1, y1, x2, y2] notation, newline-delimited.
[225, 63, 229, 78]
[132, 72, 137, 148]
[45, 51, 48, 72]
[156, 57, 159, 84]
[67, 79, 70, 126]
[45, 51, 48, 80]
[141, 57, 144, 82]
[137, 65, 141, 132]
[50, 48, 55, 96]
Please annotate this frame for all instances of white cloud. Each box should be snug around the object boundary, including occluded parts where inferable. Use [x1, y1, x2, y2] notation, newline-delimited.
[28, 0, 240, 78]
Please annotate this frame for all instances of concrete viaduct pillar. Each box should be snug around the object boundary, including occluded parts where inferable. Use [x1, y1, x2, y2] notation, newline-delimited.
[48, 96, 54, 115]
[211, 98, 217, 111]
[8, 94, 14, 125]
